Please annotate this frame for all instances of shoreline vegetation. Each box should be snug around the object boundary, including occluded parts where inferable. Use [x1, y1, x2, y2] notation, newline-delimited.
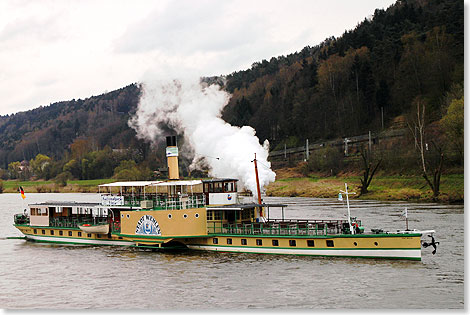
[0, 171, 463, 204]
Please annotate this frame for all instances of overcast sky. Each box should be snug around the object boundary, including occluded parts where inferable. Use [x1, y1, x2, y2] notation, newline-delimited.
[0, 0, 397, 116]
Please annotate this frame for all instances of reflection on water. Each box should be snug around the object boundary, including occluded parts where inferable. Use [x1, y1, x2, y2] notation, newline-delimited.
[0, 193, 464, 309]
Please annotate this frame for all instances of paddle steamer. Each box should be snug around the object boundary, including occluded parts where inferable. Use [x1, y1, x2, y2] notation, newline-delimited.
[13, 136, 435, 260]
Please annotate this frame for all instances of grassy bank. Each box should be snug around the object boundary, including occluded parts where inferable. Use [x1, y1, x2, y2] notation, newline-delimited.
[1, 179, 115, 194]
[1, 172, 463, 204]
[266, 171, 464, 203]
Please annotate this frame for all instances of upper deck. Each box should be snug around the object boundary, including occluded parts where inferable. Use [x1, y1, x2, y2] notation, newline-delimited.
[98, 178, 239, 210]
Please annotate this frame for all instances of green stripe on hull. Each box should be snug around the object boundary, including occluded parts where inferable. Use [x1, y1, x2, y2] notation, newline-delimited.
[186, 244, 421, 261]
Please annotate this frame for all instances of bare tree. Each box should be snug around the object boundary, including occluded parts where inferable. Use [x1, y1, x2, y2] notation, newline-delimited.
[358, 145, 382, 195]
[408, 98, 444, 199]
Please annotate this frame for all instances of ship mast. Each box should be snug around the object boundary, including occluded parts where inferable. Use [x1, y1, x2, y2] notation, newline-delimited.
[253, 153, 263, 217]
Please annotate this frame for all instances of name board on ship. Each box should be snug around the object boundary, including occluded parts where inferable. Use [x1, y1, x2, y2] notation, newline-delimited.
[135, 215, 162, 236]
[101, 195, 124, 206]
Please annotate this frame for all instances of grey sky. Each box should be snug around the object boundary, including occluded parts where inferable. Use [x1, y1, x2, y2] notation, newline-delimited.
[0, 0, 396, 116]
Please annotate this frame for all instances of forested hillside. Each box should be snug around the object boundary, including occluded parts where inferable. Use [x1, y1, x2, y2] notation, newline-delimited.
[0, 0, 463, 184]
[222, 0, 463, 150]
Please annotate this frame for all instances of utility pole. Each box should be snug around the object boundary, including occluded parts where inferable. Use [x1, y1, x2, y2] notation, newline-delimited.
[381, 107, 384, 130]
[306, 139, 309, 161]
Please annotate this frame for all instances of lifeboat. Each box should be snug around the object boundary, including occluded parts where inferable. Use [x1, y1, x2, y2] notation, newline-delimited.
[78, 224, 109, 234]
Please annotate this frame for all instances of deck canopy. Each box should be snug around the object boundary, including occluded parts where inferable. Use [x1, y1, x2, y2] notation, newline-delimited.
[99, 181, 163, 187]
[207, 203, 288, 211]
[151, 180, 202, 186]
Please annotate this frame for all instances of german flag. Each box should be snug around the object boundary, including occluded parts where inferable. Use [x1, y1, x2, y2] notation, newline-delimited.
[19, 186, 25, 199]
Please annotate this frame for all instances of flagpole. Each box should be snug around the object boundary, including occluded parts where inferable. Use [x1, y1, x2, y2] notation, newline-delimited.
[339, 183, 356, 234]
[405, 207, 408, 230]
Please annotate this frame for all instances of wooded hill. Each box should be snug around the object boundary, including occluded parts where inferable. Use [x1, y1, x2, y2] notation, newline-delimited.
[0, 0, 464, 181]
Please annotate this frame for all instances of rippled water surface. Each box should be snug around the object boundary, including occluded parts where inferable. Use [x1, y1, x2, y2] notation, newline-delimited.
[0, 193, 464, 309]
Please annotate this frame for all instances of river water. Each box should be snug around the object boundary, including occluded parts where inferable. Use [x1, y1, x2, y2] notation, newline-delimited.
[0, 193, 464, 309]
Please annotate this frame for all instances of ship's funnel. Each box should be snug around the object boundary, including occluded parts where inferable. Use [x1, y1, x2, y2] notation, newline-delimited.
[166, 136, 179, 180]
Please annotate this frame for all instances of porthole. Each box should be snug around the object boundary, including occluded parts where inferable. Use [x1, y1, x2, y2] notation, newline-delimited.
[374, 242, 379, 246]
[168, 214, 172, 219]
[121, 214, 124, 218]
[353, 242, 358, 246]
[195, 213, 199, 218]
[126, 214, 130, 219]
[183, 214, 188, 219]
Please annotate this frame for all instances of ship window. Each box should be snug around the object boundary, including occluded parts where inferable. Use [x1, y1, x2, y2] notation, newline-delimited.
[118, 237, 123, 240]
[326, 240, 334, 247]
[214, 211, 222, 221]
[241, 239, 247, 245]
[97, 234, 101, 238]
[183, 214, 188, 219]
[59, 230, 63, 236]
[214, 183, 223, 193]
[195, 213, 199, 218]
[207, 210, 213, 221]
[227, 238, 232, 245]
[168, 214, 172, 219]
[68, 231, 72, 236]
[50, 230, 54, 235]
[272, 239, 279, 246]
[34, 229, 37, 234]
[374, 242, 379, 246]
[87, 233, 92, 238]
[213, 238, 218, 244]
[42, 230, 45, 235]
[353, 242, 358, 246]
[242, 209, 252, 220]
[126, 214, 130, 219]
[121, 214, 124, 218]
[289, 240, 296, 247]
[307, 240, 315, 247]
[256, 239, 263, 246]
[78, 232, 82, 237]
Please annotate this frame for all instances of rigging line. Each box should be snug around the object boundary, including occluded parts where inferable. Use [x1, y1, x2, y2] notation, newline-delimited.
[194, 153, 220, 160]
[256, 160, 271, 169]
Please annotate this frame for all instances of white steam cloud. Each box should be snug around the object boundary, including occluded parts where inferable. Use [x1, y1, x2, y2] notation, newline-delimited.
[128, 76, 276, 197]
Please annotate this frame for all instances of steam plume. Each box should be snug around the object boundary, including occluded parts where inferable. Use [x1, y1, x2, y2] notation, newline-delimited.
[128, 76, 276, 197]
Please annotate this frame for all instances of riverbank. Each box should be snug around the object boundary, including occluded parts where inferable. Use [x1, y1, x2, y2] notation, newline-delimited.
[1, 171, 464, 203]
[266, 167, 464, 203]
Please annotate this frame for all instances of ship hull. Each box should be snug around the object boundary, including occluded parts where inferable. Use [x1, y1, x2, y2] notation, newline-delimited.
[15, 225, 134, 246]
[186, 244, 421, 260]
[185, 234, 423, 260]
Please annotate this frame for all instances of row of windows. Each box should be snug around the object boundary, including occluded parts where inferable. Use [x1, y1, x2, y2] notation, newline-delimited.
[121, 213, 200, 220]
[33, 229, 104, 238]
[212, 238, 335, 247]
[211, 238, 381, 247]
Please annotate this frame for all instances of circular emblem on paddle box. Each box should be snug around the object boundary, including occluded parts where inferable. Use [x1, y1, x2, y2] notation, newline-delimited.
[135, 215, 162, 236]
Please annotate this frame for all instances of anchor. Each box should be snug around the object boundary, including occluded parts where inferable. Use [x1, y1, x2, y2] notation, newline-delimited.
[421, 235, 439, 255]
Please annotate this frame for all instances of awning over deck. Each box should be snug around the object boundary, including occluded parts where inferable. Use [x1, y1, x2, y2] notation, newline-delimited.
[99, 181, 163, 187]
[207, 203, 288, 211]
[151, 180, 202, 186]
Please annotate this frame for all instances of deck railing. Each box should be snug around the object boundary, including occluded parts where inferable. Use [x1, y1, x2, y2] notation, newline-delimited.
[49, 216, 109, 229]
[103, 194, 206, 210]
[207, 219, 360, 236]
